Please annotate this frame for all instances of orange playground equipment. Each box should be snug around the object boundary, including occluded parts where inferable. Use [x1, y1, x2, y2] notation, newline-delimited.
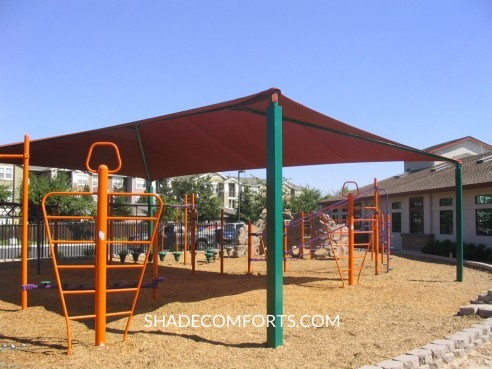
[248, 180, 391, 287]
[0, 135, 30, 309]
[38, 142, 164, 354]
[295, 180, 391, 287]
[247, 223, 288, 274]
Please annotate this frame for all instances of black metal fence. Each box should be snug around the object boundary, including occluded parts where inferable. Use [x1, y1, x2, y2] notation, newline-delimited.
[0, 220, 244, 260]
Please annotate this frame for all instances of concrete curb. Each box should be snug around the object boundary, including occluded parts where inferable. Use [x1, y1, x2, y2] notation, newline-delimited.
[393, 250, 492, 272]
[358, 251, 492, 369]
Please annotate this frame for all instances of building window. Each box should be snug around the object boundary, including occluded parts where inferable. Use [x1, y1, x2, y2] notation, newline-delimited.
[136, 178, 146, 191]
[92, 174, 98, 189]
[112, 177, 124, 190]
[76, 172, 89, 186]
[228, 199, 236, 209]
[0, 166, 13, 180]
[391, 202, 401, 210]
[476, 195, 492, 204]
[409, 197, 424, 234]
[391, 212, 402, 233]
[440, 210, 453, 235]
[476, 209, 492, 236]
[439, 198, 453, 206]
[228, 183, 236, 197]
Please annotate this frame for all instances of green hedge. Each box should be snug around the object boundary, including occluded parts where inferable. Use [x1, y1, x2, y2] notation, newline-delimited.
[422, 239, 492, 262]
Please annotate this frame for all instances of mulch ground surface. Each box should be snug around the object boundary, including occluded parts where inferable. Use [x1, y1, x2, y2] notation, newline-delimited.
[0, 253, 490, 369]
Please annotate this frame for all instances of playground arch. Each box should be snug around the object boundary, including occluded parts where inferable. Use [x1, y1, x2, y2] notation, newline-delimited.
[0, 87, 464, 348]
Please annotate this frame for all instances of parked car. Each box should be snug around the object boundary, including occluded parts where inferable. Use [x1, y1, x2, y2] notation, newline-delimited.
[129, 222, 245, 252]
[127, 223, 183, 252]
[195, 222, 244, 250]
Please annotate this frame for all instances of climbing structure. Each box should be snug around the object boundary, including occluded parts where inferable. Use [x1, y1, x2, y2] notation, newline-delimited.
[277, 179, 391, 287]
[41, 142, 163, 354]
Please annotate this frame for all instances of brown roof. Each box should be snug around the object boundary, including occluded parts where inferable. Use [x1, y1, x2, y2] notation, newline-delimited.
[0, 88, 455, 181]
[322, 151, 492, 204]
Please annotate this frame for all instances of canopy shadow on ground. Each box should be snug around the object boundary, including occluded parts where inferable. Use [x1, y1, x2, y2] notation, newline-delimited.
[0, 258, 333, 323]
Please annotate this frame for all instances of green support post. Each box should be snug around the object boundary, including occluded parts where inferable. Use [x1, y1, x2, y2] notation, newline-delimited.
[455, 162, 464, 282]
[148, 183, 155, 241]
[266, 93, 283, 348]
[147, 183, 158, 301]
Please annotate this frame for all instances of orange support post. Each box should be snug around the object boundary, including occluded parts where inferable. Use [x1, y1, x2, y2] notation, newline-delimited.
[387, 214, 392, 272]
[183, 195, 188, 265]
[247, 223, 253, 274]
[310, 212, 315, 259]
[300, 211, 305, 259]
[21, 135, 30, 309]
[95, 164, 108, 347]
[0, 136, 31, 309]
[380, 213, 385, 265]
[191, 194, 196, 275]
[374, 179, 380, 275]
[348, 193, 355, 286]
[220, 209, 225, 275]
[283, 222, 287, 273]
[151, 187, 159, 303]
[1, 135, 31, 309]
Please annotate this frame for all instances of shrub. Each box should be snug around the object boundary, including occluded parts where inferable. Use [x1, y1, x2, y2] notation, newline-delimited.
[423, 239, 492, 262]
[422, 239, 455, 258]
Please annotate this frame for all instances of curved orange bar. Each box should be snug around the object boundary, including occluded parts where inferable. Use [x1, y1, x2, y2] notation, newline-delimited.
[342, 181, 359, 197]
[85, 142, 122, 174]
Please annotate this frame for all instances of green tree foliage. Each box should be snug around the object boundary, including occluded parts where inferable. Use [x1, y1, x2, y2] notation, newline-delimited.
[288, 186, 323, 214]
[160, 175, 221, 222]
[27, 172, 96, 216]
[111, 184, 134, 216]
[327, 185, 349, 198]
[237, 186, 266, 223]
[0, 184, 11, 202]
[155, 179, 181, 220]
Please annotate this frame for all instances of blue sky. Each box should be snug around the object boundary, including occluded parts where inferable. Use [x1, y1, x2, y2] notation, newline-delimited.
[1, 1, 491, 195]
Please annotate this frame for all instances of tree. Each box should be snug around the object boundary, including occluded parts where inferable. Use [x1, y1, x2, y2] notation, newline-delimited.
[111, 184, 134, 216]
[161, 175, 221, 222]
[0, 184, 11, 202]
[326, 185, 349, 198]
[26, 172, 96, 216]
[289, 186, 323, 214]
[237, 186, 266, 223]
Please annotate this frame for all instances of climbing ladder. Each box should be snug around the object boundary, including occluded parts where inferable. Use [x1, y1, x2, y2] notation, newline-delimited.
[41, 142, 163, 354]
[318, 210, 369, 287]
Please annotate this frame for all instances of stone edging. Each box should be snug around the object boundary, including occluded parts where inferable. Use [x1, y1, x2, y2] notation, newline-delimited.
[359, 318, 492, 369]
[358, 251, 492, 369]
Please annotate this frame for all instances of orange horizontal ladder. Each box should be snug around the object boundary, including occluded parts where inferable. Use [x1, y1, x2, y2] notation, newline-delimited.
[41, 142, 163, 354]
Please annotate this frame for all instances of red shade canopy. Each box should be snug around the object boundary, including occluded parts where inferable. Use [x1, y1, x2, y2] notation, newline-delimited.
[0, 88, 455, 180]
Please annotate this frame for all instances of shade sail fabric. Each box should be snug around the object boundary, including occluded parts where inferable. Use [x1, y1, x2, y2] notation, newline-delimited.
[0, 88, 455, 180]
